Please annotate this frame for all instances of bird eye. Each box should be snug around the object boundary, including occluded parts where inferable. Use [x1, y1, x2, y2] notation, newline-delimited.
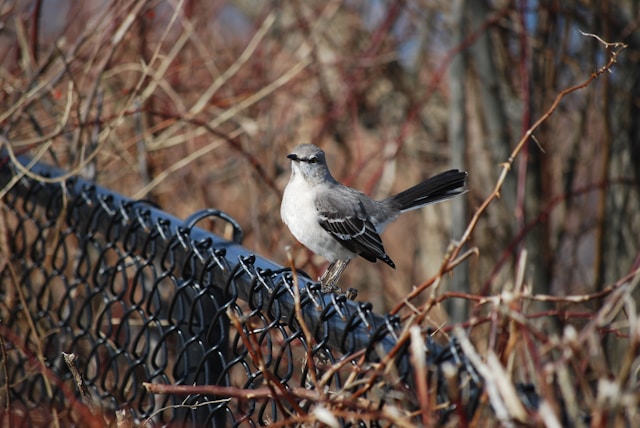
[308, 156, 318, 164]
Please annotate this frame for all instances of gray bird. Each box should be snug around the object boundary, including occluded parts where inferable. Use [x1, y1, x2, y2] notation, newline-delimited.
[281, 143, 467, 293]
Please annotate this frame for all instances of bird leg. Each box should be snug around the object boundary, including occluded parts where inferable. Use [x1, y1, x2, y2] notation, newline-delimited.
[319, 259, 352, 295]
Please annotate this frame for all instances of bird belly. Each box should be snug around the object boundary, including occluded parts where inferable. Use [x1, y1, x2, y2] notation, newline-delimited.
[281, 181, 354, 262]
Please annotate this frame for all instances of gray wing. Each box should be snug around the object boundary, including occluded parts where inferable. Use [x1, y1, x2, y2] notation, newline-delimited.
[315, 190, 395, 268]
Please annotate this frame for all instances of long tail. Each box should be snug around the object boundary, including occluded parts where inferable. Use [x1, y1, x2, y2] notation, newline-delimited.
[390, 170, 467, 212]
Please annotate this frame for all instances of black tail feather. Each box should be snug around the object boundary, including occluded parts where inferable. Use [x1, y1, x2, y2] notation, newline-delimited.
[391, 170, 467, 212]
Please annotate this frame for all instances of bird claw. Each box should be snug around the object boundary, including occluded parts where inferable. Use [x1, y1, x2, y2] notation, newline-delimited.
[320, 282, 342, 294]
[345, 288, 358, 300]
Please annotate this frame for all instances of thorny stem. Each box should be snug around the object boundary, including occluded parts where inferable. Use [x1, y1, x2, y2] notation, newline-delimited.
[390, 35, 627, 316]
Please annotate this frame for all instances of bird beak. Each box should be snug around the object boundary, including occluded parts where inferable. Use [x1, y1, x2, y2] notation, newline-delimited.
[287, 153, 298, 161]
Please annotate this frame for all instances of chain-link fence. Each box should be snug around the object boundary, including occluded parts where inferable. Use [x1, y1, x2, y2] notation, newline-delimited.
[0, 154, 544, 426]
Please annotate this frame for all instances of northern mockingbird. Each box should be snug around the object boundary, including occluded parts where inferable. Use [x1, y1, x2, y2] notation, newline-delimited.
[281, 143, 467, 294]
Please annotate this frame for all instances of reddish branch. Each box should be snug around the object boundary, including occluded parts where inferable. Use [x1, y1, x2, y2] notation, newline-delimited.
[390, 36, 628, 315]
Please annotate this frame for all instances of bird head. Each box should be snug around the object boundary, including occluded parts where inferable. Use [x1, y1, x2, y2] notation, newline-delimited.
[286, 144, 335, 184]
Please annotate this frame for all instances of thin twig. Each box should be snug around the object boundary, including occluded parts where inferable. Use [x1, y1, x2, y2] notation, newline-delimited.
[391, 35, 627, 313]
[62, 352, 99, 415]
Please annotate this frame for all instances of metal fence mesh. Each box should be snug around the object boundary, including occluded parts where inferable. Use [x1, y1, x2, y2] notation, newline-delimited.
[0, 156, 487, 426]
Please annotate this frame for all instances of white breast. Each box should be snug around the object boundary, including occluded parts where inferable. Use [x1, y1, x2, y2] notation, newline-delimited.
[281, 176, 355, 262]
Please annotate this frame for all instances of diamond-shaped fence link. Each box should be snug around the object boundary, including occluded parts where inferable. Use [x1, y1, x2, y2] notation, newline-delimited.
[0, 155, 492, 426]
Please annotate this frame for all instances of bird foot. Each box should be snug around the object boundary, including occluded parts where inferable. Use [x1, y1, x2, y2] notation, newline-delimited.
[319, 259, 356, 299]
